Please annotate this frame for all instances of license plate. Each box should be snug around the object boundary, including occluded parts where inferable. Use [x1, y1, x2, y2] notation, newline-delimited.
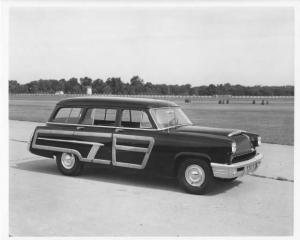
[246, 163, 257, 172]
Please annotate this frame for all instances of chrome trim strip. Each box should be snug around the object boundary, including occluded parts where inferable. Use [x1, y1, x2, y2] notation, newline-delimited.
[37, 137, 103, 161]
[80, 158, 92, 163]
[46, 120, 186, 132]
[110, 161, 147, 170]
[31, 129, 156, 168]
[87, 145, 102, 160]
[39, 129, 75, 135]
[46, 121, 159, 131]
[115, 145, 148, 153]
[74, 131, 112, 138]
[211, 153, 263, 169]
[211, 153, 263, 178]
[114, 133, 154, 141]
[31, 129, 109, 163]
[92, 159, 111, 165]
[32, 132, 83, 161]
[37, 137, 104, 147]
[81, 158, 111, 165]
[112, 134, 155, 169]
[149, 106, 179, 110]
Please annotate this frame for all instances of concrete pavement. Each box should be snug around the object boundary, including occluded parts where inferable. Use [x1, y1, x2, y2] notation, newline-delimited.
[9, 120, 294, 236]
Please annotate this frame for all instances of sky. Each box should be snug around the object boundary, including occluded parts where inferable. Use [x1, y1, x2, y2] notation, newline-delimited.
[9, 6, 294, 86]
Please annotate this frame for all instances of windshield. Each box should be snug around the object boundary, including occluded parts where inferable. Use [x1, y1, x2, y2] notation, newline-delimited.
[150, 107, 192, 129]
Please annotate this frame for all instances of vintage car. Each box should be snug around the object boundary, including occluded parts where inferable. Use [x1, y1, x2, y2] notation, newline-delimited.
[28, 97, 263, 194]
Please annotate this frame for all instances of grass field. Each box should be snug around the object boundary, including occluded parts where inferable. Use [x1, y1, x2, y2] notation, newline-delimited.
[9, 95, 294, 145]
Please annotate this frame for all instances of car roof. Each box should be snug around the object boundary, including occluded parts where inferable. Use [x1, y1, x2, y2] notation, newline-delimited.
[57, 96, 179, 109]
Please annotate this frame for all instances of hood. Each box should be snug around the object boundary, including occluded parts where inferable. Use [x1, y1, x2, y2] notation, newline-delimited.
[174, 125, 244, 137]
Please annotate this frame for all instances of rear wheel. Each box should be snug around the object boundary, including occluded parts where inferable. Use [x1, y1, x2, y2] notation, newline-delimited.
[56, 152, 84, 176]
[177, 159, 212, 194]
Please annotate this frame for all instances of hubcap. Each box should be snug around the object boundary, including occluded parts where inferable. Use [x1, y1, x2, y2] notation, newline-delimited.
[185, 164, 205, 187]
[61, 153, 75, 169]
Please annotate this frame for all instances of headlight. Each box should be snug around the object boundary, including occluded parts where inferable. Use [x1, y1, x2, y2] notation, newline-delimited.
[257, 136, 261, 146]
[231, 142, 237, 153]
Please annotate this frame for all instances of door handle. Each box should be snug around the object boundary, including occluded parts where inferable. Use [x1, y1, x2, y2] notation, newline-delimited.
[76, 126, 85, 130]
[115, 128, 123, 133]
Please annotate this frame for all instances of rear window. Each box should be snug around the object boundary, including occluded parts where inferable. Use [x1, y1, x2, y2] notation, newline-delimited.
[53, 107, 83, 124]
[82, 108, 117, 126]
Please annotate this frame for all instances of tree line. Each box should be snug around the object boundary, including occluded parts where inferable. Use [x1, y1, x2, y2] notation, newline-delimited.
[9, 76, 294, 96]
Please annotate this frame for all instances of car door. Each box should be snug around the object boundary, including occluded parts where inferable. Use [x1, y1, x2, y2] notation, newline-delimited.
[72, 107, 117, 164]
[112, 109, 155, 169]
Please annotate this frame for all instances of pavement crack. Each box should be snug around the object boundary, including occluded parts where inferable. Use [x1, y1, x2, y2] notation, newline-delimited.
[10, 139, 28, 143]
[250, 173, 294, 183]
[10, 157, 37, 162]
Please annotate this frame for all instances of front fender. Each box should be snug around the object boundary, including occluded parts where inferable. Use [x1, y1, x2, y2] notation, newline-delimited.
[173, 152, 212, 176]
[174, 152, 212, 162]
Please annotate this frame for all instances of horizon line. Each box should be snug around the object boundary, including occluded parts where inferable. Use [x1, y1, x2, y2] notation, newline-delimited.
[8, 79, 294, 88]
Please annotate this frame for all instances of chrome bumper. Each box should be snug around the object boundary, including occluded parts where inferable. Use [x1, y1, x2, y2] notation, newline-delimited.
[211, 153, 263, 179]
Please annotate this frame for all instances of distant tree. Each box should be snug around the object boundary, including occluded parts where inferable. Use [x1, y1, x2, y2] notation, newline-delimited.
[9, 80, 20, 93]
[57, 79, 66, 92]
[80, 77, 93, 93]
[157, 84, 169, 95]
[8, 77, 295, 96]
[106, 77, 124, 94]
[207, 84, 217, 95]
[102, 85, 112, 94]
[65, 78, 82, 93]
[26, 81, 40, 93]
[143, 82, 156, 95]
[92, 79, 105, 94]
[80, 77, 92, 87]
[194, 86, 209, 96]
[123, 83, 131, 94]
[130, 76, 144, 94]
[169, 85, 180, 95]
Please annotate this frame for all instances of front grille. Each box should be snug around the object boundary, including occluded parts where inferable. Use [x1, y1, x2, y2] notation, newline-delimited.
[232, 150, 256, 164]
[232, 134, 253, 155]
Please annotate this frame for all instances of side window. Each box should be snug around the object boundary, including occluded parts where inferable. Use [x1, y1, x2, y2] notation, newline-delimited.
[121, 110, 153, 129]
[82, 108, 117, 126]
[103, 109, 116, 122]
[53, 107, 82, 124]
[68, 108, 82, 123]
[121, 110, 131, 122]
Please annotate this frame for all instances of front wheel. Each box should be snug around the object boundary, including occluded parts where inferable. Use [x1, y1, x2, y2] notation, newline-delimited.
[56, 152, 84, 176]
[177, 159, 212, 194]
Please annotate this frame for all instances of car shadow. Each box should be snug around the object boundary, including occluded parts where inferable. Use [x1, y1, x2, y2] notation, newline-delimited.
[206, 179, 242, 196]
[11, 158, 241, 196]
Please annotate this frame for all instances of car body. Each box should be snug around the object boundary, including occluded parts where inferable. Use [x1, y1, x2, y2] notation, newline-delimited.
[28, 96, 263, 194]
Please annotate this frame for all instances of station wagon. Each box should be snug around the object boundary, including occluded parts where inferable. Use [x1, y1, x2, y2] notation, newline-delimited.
[28, 97, 263, 194]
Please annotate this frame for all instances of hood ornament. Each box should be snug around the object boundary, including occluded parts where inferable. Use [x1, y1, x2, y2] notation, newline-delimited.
[228, 130, 243, 137]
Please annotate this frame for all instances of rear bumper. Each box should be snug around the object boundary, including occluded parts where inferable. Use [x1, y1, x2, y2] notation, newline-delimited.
[210, 153, 263, 179]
